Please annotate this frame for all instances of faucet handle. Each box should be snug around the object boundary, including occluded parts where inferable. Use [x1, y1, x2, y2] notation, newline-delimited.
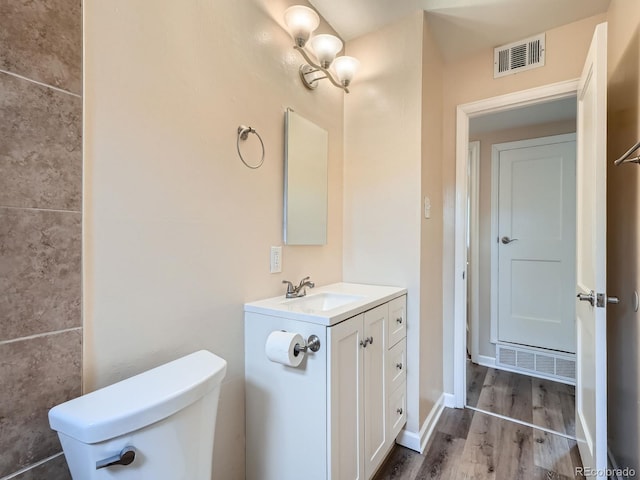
[298, 276, 310, 288]
[282, 280, 295, 294]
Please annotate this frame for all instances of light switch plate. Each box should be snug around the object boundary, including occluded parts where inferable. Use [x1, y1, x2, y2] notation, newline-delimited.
[424, 196, 431, 219]
[270, 246, 282, 273]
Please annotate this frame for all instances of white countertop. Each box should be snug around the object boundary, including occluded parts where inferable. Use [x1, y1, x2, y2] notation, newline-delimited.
[244, 282, 407, 326]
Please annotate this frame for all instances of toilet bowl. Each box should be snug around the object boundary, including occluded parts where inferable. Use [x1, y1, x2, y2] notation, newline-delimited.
[49, 350, 227, 479]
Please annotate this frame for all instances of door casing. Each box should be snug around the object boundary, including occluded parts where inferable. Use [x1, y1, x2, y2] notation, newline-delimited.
[453, 79, 579, 407]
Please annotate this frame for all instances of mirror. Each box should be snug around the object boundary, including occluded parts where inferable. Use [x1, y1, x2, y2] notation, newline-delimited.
[284, 109, 328, 245]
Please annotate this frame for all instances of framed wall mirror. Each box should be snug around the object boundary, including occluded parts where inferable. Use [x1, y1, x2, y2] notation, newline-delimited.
[284, 109, 328, 245]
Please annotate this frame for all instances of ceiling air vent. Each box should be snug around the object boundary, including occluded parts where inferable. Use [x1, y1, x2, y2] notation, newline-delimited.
[494, 33, 545, 78]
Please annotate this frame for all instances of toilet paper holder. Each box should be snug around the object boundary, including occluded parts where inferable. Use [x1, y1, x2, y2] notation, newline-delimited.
[293, 335, 321, 355]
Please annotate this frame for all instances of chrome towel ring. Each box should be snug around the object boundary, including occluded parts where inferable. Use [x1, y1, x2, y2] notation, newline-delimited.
[236, 125, 265, 169]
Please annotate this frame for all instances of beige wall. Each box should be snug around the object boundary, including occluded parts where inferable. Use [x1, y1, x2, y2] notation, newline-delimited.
[442, 13, 607, 391]
[83, 1, 343, 478]
[606, 0, 640, 472]
[420, 16, 445, 424]
[343, 11, 424, 433]
[343, 11, 445, 432]
[470, 120, 576, 359]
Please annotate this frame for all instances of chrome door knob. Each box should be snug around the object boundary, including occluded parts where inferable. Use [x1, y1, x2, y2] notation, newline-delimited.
[501, 236, 518, 244]
[577, 291, 595, 306]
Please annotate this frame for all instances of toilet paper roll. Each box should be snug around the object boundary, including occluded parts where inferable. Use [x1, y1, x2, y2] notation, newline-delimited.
[265, 331, 305, 367]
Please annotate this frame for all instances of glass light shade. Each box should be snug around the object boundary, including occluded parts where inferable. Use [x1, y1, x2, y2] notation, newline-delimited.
[283, 5, 319, 47]
[333, 56, 360, 87]
[309, 34, 343, 68]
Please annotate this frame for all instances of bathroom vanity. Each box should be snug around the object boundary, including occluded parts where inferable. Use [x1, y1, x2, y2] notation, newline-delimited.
[244, 283, 407, 480]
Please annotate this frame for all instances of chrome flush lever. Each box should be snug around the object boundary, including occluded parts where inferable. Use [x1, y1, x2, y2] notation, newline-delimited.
[96, 446, 136, 470]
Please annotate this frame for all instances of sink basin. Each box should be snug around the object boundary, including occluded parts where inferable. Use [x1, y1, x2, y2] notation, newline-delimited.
[280, 292, 365, 312]
[244, 282, 407, 326]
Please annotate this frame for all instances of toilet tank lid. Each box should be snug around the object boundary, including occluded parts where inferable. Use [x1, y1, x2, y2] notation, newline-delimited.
[48, 350, 227, 444]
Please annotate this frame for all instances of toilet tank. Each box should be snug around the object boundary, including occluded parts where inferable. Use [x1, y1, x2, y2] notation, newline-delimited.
[49, 350, 227, 480]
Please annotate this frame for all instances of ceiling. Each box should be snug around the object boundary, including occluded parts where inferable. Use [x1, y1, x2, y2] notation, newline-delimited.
[308, 0, 611, 63]
[469, 96, 577, 135]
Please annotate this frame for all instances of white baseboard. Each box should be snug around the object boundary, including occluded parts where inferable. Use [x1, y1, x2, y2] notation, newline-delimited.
[443, 393, 456, 408]
[477, 355, 496, 368]
[396, 393, 445, 453]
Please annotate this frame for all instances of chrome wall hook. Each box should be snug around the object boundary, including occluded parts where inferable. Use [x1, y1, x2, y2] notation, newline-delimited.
[614, 140, 640, 166]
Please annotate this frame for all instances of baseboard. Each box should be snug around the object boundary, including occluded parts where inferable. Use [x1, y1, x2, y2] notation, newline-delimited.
[476, 354, 496, 368]
[396, 393, 445, 454]
[443, 393, 456, 408]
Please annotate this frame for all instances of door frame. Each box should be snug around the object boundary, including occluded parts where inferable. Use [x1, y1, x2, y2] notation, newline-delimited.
[453, 79, 579, 407]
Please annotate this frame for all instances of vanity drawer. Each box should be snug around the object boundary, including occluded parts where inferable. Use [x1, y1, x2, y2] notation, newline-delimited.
[388, 382, 407, 439]
[386, 339, 406, 393]
[387, 295, 406, 348]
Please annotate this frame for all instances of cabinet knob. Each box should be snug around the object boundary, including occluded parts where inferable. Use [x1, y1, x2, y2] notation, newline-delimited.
[397, 408, 403, 415]
[396, 362, 403, 370]
[396, 317, 403, 324]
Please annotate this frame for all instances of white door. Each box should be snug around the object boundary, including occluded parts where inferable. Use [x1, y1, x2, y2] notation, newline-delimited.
[575, 22, 609, 477]
[497, 134, 577, 352]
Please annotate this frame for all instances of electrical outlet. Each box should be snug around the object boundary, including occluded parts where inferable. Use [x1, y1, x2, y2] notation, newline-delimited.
[270, 246, 282, 273]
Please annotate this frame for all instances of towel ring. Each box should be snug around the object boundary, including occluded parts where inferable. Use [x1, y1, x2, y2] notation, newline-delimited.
[236, 125, 265, 169]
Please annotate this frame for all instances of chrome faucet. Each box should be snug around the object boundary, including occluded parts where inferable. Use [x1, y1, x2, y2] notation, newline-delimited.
[283, 276, 315, 298]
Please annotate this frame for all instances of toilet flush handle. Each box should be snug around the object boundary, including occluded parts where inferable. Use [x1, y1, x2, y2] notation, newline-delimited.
[96, 446, 136, 470]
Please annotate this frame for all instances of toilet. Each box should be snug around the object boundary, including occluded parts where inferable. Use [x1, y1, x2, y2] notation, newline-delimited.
[49, 350, 227, 479]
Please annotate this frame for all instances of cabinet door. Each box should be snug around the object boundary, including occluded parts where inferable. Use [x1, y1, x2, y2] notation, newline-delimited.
[328, 314, 364, 480]
[363, 304, 387, 478]
[387, 295, 406, 348]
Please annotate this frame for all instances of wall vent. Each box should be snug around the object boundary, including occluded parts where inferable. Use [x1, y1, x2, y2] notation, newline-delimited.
[495, 343, 575, 385]
[494, 33, 545, 78]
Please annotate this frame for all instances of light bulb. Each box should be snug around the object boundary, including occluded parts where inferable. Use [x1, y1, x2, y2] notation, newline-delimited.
[333, 56, 360, 87]
[283, 5, 319, 48]
[309, 34, 343, 69]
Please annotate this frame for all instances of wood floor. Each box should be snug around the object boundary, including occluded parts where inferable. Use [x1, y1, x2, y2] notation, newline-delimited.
[466, 361, 576, 437]
[372, 408, 584, 480]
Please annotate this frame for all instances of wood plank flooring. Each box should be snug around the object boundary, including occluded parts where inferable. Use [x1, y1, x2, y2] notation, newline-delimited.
[372, 408, 584, 480]
[466, 361, 575, 437]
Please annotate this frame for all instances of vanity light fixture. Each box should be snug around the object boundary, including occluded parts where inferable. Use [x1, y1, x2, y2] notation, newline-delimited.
[283, 5, 359, 93]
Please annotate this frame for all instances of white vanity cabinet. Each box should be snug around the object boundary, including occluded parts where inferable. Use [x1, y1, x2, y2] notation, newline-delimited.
[244, 283, 407, 480]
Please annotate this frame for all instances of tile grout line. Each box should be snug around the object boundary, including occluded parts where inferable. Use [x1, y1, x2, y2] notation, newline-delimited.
[0, 327, 82, 346]
[0, 205, 81, 214]
[466, 405, 578, 441]
[0, 69, 81, 98]
[0, 452, 64, 480]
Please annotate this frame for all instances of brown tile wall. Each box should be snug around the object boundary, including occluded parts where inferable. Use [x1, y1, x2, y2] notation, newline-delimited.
[0, 0, 82, 478]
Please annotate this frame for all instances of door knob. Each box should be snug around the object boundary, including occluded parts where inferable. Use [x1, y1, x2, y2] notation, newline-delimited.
[396, 362, 403, 370]
[396, 317, 403, 324]
[501, 236, 518, 244]
[577, 291, 595, 306]
[397, 408, 403, 415]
